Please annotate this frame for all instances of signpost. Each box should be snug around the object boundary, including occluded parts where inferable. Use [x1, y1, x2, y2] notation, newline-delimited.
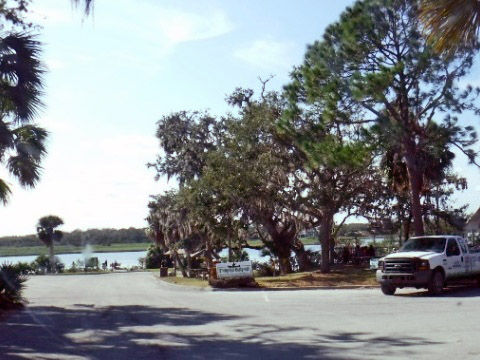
[216, 261, 253, 279]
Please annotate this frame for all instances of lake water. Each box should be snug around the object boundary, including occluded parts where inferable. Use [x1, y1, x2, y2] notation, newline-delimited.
[0, 245, 323, 268]
[0, 251, 148, 269]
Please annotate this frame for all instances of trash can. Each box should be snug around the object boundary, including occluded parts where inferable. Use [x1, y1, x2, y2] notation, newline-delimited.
[209, 267, 217, 280]
[159, 267, 168, 277]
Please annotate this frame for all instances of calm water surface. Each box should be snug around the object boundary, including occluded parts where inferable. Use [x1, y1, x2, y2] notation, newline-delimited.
[0, 245, 324, 268]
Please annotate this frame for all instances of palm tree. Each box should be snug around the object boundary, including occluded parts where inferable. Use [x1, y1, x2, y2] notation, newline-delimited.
[36, 215, 64, 272]
[419, 0, 480, 53]
[0, 33, 47, 204]
[71, 0, 94, 16]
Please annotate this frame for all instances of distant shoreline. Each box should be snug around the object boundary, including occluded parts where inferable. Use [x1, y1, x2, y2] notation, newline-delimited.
[0, 242, 151, 258]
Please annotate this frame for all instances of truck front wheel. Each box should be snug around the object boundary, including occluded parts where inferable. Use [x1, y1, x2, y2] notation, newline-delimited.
[428, 270, 444, 296]
[381, 284, 396, 295]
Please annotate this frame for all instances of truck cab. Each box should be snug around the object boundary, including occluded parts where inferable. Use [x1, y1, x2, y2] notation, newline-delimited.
[376, 236, 480, 295]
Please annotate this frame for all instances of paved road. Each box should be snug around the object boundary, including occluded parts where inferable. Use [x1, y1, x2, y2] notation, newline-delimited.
[1, 272, 480, 360]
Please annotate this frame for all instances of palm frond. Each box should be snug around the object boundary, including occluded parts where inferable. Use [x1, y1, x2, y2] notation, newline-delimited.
[71, 0, 94, 16]
[38, 215, 64, 229]
[0, 33, 45, 123]
[7, 154, 42, 187]
[0, 263, 28, 307]
[0, 178, 11, 205]
[0, 120, 14, 161]
[420, 0, 480, 53]
[12, 125, 48, 160]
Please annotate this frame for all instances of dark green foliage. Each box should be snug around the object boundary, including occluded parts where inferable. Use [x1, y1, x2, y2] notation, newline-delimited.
[145, 245, 171, 269]
[12, 261, 34, 274]
[209, 277, 259, 289]
[0, 31, 47, 204]
[37, 215, 64, 247]
[285, 0, 479, 237]
[32, 255, 64, 273]
[253, 262, 275, 277]
[149, 111, 224, 186]
[0, 262, 27, 308]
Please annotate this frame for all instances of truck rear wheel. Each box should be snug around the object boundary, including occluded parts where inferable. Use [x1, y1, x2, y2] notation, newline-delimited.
[428, 270, 444, 296]
[381, 284, 396, 295]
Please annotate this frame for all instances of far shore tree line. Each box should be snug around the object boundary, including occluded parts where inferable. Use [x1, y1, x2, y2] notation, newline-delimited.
[146, 0, 480, 276]
[0, 227, 150, 248]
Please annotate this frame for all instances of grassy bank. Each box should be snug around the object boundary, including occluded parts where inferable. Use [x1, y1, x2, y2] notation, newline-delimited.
[2, 239, 320, 257]
[156, 265, 376, 289]
[255, 266, 377, 288]
[0, 242, 151, 257]
[247, 237, 319, 247]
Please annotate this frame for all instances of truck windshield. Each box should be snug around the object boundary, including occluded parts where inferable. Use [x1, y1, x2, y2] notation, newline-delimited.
[400, 237, 446, 253]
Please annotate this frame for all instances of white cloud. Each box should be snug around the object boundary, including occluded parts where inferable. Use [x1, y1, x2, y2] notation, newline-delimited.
[155, 9, 234, 46]
[234, 39, 295, 70]
[96, 1, 234, 55]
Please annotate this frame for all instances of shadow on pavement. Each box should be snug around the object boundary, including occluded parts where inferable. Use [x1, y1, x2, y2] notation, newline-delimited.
[0, 305, 442, 360]
[396, 285, 480, 298]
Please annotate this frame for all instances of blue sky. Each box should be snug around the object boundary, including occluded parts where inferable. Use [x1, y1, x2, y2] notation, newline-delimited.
[0, 0, 479, 236]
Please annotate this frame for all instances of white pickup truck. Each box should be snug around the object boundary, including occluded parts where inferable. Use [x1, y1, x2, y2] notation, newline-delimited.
[376, 236, 480, 295]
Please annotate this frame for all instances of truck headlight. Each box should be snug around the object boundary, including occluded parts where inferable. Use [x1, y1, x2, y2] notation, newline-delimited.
[378, 260, 385, 271]
[417, 259, 430, 271]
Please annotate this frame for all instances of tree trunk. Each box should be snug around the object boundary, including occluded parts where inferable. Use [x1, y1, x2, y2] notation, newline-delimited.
[329, 239, 336, 265]
[261, 218, 295, 275]
[408, 172, 424, 236]
[186, 249, 192, 278]
[274, 240, 292, 275]
[174, 250, 188, 277]
[49, 244, 55, 273]
[292, 242, 311, 272]
[404, 142, 425, 236]
[227, 226, 232, 262]
[320, 214, 333, 273]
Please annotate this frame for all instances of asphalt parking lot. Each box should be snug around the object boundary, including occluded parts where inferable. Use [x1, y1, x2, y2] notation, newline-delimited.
[1, 272, 479, 359]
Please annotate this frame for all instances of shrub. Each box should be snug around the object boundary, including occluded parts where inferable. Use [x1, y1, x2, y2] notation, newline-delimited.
[253, 262, 275, 277]
[209, 277, 259, 288]
[32, 255, 65, 273]
[0, 263, 28, 309]
[145, 245, 172, 268]
[13, 262, 34, 275]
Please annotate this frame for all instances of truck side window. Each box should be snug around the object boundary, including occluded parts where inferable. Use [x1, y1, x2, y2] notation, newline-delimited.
[458, 239, 468, 254]
[446, 239, 460, 256]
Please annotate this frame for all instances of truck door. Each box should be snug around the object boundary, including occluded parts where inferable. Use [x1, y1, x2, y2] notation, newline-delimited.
[457, 238, 471, 274]
[445, 239, 465, 278]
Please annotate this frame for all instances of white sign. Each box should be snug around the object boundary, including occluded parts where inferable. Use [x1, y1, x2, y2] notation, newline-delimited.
[216, 261, 253, 279]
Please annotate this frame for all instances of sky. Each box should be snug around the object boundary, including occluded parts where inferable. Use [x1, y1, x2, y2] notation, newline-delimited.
[1, 0, 480, 237]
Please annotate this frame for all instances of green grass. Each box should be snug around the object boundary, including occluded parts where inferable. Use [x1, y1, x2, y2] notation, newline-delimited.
[0, 242, 151, 257]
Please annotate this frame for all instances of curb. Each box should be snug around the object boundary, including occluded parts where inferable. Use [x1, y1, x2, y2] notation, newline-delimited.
[212, 285, 379, 292]
[156, 276, 379, 292]
[156, 277, 213, 292]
